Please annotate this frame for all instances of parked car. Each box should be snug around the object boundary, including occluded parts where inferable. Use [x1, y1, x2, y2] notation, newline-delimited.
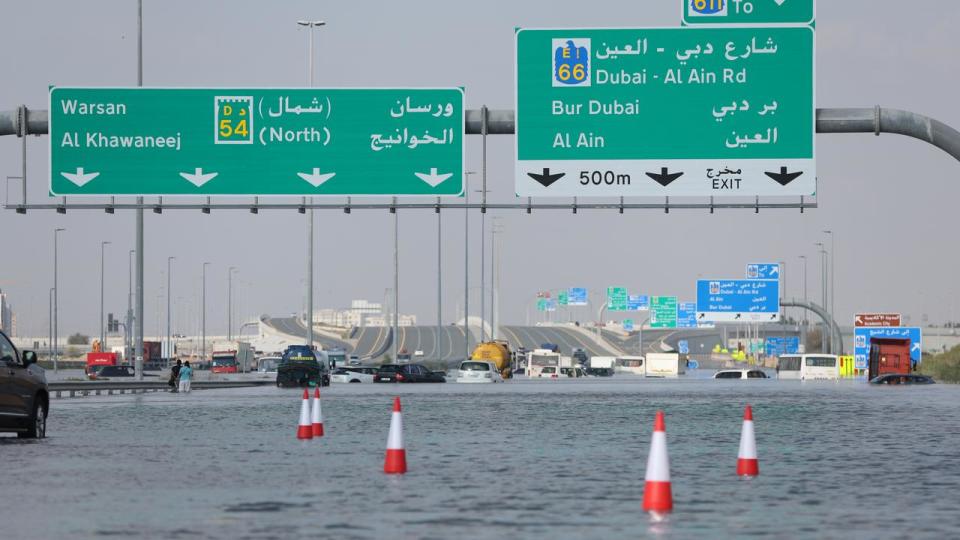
[456, 361, 504, 383]
[0, 330, 48, 438]
[870, 373, 935, 385]
[256, 357, 280, 379]
[88, 365, 136, 380]
[714, 369, 769, 380]
[374, 364, 446, 383]
[560, 366, 587, 378]
[331, 367, 375, 384]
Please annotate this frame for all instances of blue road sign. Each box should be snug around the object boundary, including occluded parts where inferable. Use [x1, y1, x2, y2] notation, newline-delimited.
[696, 279, 780, 322]
[627, 295, 650, 311]
[678, 340, 690, 355]
[765, 336, 800, 356]
[854, 327, 922, 369]
[687, 359, 700, 370]
[568, 287, 588, 306]
[623, 319, 635, 332]
[677, 302, 697, 329]
[746, 263, 781, 280]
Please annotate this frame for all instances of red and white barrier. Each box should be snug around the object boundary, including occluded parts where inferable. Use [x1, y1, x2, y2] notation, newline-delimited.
[736, 405, 759, 477]
[384, 397, 407, 474]
[642, 410, 673, 514]
[311, 387, 325, 437]
[296, 389, 313, 440]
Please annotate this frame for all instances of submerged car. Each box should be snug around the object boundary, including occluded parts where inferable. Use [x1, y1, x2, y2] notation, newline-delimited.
[0, 330, 48, 438]
[374, 364, 445, 383]
[256, 357, 280, 379]
[331, 367, 375, 383]
[456, 361, 504, 383]
[277, 346, 330, 388]
[714, 369, 769, 380]
[870, 373, 935, 385]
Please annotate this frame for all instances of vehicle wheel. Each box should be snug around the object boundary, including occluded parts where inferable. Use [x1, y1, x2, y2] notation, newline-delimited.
[18, 400, 46, 439]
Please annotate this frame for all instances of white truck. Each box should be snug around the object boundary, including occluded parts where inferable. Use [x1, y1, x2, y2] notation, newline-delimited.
[645, 353, 685, 378]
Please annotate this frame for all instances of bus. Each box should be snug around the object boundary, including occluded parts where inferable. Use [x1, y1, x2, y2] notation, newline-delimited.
[527, 349, 561, 378]
[777, 354, 839, 381]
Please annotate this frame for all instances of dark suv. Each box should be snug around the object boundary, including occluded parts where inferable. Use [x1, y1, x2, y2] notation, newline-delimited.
[0, 331, 48, 438]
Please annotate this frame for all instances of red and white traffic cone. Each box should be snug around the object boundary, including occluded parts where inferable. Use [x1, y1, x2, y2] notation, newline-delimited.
[311, 387, 324, 437]
[296, 389, 313, 440]
[736, 405, 759, 477]
[383, 397, 407, 474]
[642, 410, 673, 515]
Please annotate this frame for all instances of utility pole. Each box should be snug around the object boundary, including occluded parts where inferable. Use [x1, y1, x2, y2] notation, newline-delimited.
[437, 197, 442, 363]
[134, 0, 145, 381]
[228, 266, 237, 340]
[297, 19, 325, 351]
[100, 241, 111, 348]
[202, 262, 209, 362]
[53, 227, 64, 372]
[823, 230, 836, 352]
[127, 249, 134, 363]
[166, 256, 174, 359]
[463, 171, 475, 361]
[816, 243, 828, 353]
[392, 197, 399, 363]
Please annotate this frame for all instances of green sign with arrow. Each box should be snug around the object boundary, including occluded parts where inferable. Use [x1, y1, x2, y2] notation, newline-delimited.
[50, 87, 464, 196]
[650, 296, 679, 329]
[682, 0, 815, 27]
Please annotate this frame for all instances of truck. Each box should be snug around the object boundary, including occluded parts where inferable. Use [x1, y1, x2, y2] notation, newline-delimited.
[645, 353, 685, 378]
[85, 352, 118, 375]
[587, 356, 616, 377]
[211, 350, 239, 373]
[868, 338, 913, 381]
[142, 340, 163, 370]
[470, 341, 514, 379]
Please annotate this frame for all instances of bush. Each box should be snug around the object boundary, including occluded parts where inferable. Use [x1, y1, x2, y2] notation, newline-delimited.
[67, 333, 90, 345]
[918, 346, 960, 383]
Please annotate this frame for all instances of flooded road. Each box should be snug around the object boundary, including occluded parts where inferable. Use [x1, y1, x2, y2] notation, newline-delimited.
[3, 378, 959, 539]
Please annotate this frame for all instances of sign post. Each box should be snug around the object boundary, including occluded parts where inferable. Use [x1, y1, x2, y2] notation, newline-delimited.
[854, 327, 922, 370]
[650, 296, 679, 329]
[854, 313, 902, 327]
[682, 0, 815, 26]
[607, 287, 628, 312]
[696, 279, 780, 322]
[50, 87, 464, 196]
[515, 27, 815, 197]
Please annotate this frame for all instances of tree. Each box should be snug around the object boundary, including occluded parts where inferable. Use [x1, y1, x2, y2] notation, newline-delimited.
[67, 333, 90, 345]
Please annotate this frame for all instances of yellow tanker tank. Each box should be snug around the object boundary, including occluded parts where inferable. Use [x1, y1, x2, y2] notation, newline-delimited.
[470, 341, 514, 379]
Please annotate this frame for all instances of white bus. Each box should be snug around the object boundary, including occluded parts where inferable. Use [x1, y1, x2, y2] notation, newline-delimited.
[777, 354, 839, 381]
[527, 349, 561, 378]
[615, 356, 646, 376]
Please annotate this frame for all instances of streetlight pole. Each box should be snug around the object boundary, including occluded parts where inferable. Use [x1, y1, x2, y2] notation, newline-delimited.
[463, 171, 476, 361]
[478, 188, 485, 342]
[166, 256, 174, 358]
[134, 0, 145, 381]
[491, 217, 502, 340]
[127, 249, 134, 362]
[48, 288, 54, 361]
[228, 266, 237, 340]
[393, 197, 399, 363]
[100, 241, 111, 348]
[823, 229, 836, 351]
[437, 197, 442, 363]
[798, 255, 808, 326]
[816, 243, 828, 353]
[202, 262, 210, 362]
[298, 19, 325, 351]
[53, 228, 64, 372]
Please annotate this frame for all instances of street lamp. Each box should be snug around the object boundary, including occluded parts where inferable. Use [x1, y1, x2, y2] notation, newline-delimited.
[167, 256, 175, 358]
[53, 228, 65, 372]
[815, 242, 828, 353]
[798, 255, 808, 326]
[297, 19, 326, 351]
[463, 171, 477, 360]
[127, 249, 134, 360]
[201, 262, 210, 362]
[228, 266, 238, 340]
[100, 241, 111, 347]
[822, 229, 836, 339]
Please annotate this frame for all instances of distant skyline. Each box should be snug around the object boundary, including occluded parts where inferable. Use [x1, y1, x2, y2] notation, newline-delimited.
[2, 0, 959, 337]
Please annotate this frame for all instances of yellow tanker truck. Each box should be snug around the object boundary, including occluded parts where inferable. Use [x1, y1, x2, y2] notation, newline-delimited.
[470, 341, 514, 379]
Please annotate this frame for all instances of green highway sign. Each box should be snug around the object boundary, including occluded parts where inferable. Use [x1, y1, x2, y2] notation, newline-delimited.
[50, 87, 464, 196]
[515, 27, 815, 197]
[558, 290, 569, 306]
[650, 296, 678, 329]
[607, 287, 628, 312]
[682, 0, 815, 27]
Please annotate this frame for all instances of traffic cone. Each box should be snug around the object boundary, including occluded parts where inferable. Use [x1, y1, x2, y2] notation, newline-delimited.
[311, 387, 324, 437]
[736, 405, 759, 477]
[383, 397, 407, 474]
[296, 389, 313, 440]
[642, 410, 673, 514]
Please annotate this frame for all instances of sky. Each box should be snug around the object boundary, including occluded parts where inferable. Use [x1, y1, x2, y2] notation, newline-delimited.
[2, 0, 960, 338]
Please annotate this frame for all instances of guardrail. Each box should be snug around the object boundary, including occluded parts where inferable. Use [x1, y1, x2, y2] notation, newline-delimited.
[48, 380, 273, 398]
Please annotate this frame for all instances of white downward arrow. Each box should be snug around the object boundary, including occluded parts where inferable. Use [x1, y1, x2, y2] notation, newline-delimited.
[179, 168, 218, 187]
[61, 167, 100, 187]
[297, 168, 337, 187]
[414, 168, 453, 187]
[774, 0, 787, 6]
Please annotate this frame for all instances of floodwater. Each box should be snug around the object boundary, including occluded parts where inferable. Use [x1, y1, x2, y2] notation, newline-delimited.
[3, 377, 960, 539]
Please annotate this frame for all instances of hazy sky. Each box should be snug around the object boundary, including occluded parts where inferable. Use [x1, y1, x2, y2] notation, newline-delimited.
[2, 0, 960, 338]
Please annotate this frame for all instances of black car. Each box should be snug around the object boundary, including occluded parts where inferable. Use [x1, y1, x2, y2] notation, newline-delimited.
[374, 364, 445, 383]
[0, 330, 48, 438]
[277, 345, 330, 388]
[870, 373, 935, 385]
[90, 365, 136, 379]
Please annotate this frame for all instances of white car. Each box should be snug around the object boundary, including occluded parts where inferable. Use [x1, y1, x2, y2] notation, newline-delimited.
[713, 369, 769, 380]
[331, 367, 376, 383]
[256, 357, 280, 379]
[456, 361, 504, 383]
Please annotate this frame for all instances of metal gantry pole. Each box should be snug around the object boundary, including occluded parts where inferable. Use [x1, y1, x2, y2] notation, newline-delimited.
[437, 197, 442, 363]
[167, 256, 174, 358]
[480, 106, 488, 342]
[48, 288, 53, 361]
[228, 267, 236, 341]
[824, 230, 836, 352]
[393, 197, 399, 363]
[53, 228, 64, 372]
[202, 262, 209, 361]
[463, 172, 474, 361]
[134, 0, 145, 381]
[100, 241, 110, 347]
[491, 220, 497, 341]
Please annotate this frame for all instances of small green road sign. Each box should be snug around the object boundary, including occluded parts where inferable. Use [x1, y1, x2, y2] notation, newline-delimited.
[682, 0, 815, 27]
[650, 296, 679, 329]
[50, 87, 464, 196]
[515, 27, 815, 197]
[607, 287, 628, 312]
[558, 290, 569, 306]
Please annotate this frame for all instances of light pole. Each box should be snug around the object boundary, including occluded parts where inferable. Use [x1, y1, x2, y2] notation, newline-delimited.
[166, 256, 174, 358]
[476, 187, 487, 342]
[798, 255, 808, 326]
[298, 19, 325, 351]
[53, 228, 65, 372]
[48, 288, 54, 361]
[816, 243, 828, 353]
[393, 197, 399, 363]
[228, 266, 237, 340]
[463, 171, 476, 360]
[201, 262, 210, 362]
[491, 217, 503, 340]
[823, 229, 836, 348]
[100, 241, 111, 347]
[437, 197, 442, 362]
[127, 249, 134, 361]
